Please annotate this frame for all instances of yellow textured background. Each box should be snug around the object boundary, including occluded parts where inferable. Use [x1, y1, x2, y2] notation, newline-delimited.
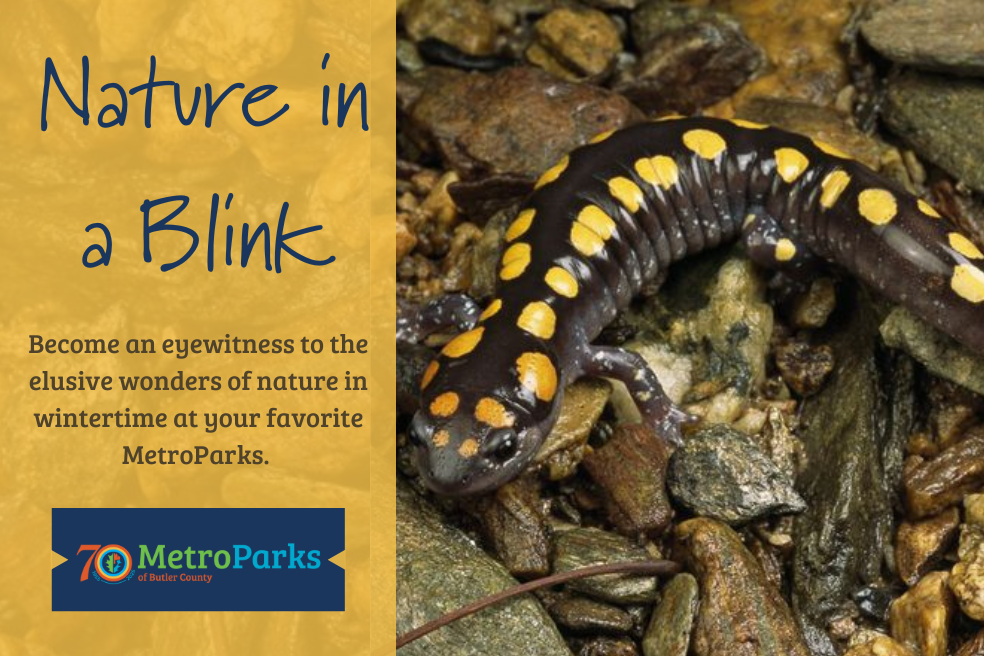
[0, 0, 395, 653]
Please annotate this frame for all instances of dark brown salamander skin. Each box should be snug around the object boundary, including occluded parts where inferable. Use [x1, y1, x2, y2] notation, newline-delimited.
[405, 116, 984, 496]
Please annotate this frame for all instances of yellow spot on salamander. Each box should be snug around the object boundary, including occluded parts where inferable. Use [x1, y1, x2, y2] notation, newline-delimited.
[949, 233, 984, 259]
[500, 243, 532, 280]
[534, 155, 568, 189]
[517, 301, 556, 340]
[858, 189, 898, 225]
[475, 398, 515, 428]
[479, 299, 502, 321]
[731, 118, 768, 129]
[774, 148, 809, 183]
[634, 156, 679, 190]
[952, 264, 984, 303]
[813, 139, 849, 159]
[571, 223, 605, 256]
[918, 199, 941, 218]
[820, 170, 851, 209]
[682, 129, 726, 160]
[545, 266, 579, 298]
[775, 238, 797, 262]
[458, 438, 479, 458]
[442, 327, 484, 358]
[421, 360, 439, 390]
[609, 177, 645, 213]
[656, 114, 684, 121]
[505, 209, 535, 242]
[432, 430, 450, 448]
[742, 213, 757, 229]
[577, 205, 617, 240]
[589, 129, 615, 144]
[429, 391, 459, 417]
[516, 352, 558, 402]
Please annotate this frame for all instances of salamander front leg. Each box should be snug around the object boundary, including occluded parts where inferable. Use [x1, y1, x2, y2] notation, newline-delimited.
[397, 294, 481, 343]
[580, 345, 695, 446]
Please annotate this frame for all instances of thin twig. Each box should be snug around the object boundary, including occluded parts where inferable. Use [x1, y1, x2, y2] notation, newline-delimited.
[396, 559, 681, 649]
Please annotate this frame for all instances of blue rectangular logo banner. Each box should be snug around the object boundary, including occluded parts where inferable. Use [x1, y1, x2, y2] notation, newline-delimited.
[52, 508, 344, 611]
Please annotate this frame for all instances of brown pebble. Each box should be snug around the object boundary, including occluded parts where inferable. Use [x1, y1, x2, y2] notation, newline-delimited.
[890, 571, 954, 656]
[528, 7, 622, 80]
[955, 628, 984, 656]
[904, 436, 984, 519]
[548, 596, 634, 634]
[582, 424, 674, 537]
[396, 216, 418, 262]
[950, 525, 984, 621]
[844, 636, 917, 656]
[895, 508, 961, 586]
[792, 278, 837, 329]
[475, 475, 550, 578]
[676, 518, 810, 656]
[774, 340, 835, 397]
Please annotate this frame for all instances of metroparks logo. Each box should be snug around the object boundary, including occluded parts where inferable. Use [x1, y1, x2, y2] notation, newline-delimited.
[77, 543, 321, 584]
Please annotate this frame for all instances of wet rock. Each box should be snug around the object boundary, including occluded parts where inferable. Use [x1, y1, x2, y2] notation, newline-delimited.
[774, 340, 834, 397]
[661, 254, 773, 400]
[904, 436, 984, 519]
[403, 66, 641, 180]
[401, 0, 497, 56]
[895, 508, 961, 587]
[396, 481, 571, 655]
[880, 307, 984, 396]
[885, 72, 984, 194]
[967, 494, 984, 527]
[854, 585, 900, 623]
[736, 98, 882, 170]
[951, 525, 984, 621]
[861, 0, 984, 76]
[791, 278, 837, 329]
[553, 528, 660, 604]
[667, 424, 805, 525]
[792, 287, 914, 656]
[617, 3, 763, 114]
[844, 636, 917, 656]
[534, 379, 612, 481]
[475, 475, 551, 578]
[549, 597, 634, 634]
[582, 424, 674, 537]
[677, 518, 810, 656]
[723, 0, 853, 108]
[889, 571, 954, 656]
[641, 573, 698, 656]
[956, 629, 984, 656]
[578, 637, 640, 656]
[527, 8, 622, 80]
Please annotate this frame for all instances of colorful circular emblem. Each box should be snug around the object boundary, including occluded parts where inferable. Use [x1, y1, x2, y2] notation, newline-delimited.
[94, 545, 132, 582]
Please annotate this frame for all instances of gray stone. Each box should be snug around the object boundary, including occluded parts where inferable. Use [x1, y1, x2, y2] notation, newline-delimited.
[861, 0, 984, 76]
[792, 286, 914, 656]
[880, 306, 984, 396]
[553, 528, 660, 604]
[885, 72, 984, 194]
[667, 424, 805, 524]
[396, 481, 571, 655]
[642, 573, 698, 656]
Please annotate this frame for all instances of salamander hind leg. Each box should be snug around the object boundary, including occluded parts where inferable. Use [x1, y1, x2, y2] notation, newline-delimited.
[741, 206, 820, 281]
[580, 345, 695, 446]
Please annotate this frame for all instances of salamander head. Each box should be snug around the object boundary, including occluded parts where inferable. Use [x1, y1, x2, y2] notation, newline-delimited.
[409, 330, 562, 495]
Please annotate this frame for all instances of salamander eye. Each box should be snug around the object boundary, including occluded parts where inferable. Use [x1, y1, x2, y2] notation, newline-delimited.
[483, 428, 518, 463]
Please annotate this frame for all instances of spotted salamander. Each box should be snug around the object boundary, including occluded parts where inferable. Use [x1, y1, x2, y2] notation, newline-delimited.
[404, 116, 984, 496]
